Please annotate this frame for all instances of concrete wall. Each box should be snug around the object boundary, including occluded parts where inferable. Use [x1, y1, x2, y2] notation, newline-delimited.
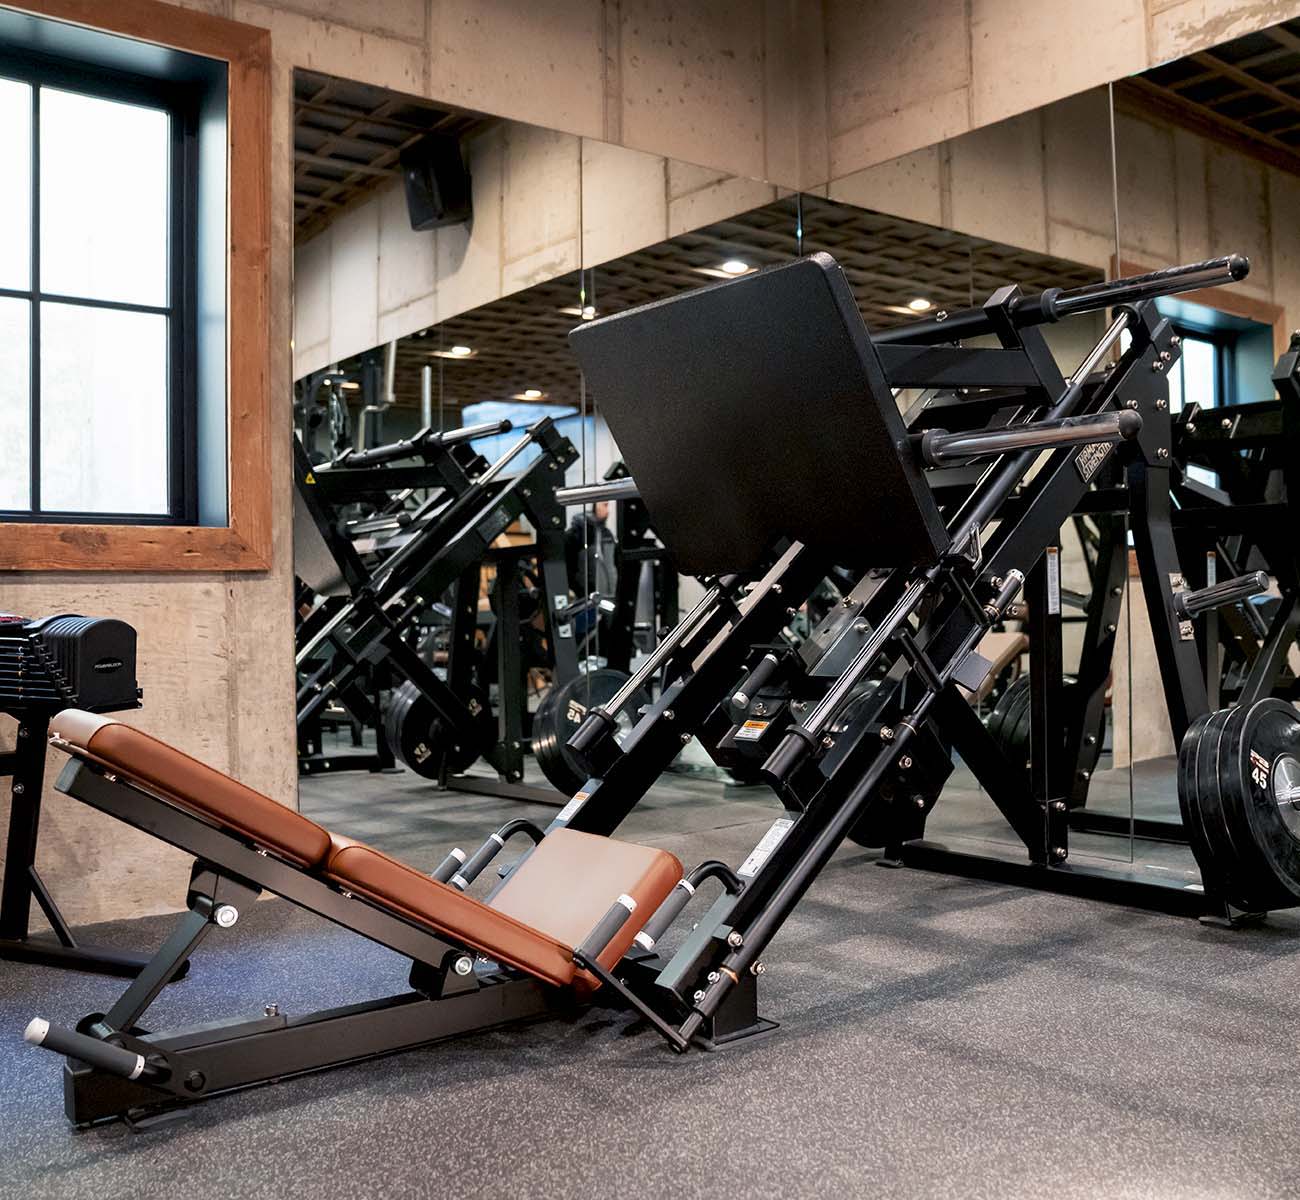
[810, 0, 1300, 187]
[294, 126, 779, 376]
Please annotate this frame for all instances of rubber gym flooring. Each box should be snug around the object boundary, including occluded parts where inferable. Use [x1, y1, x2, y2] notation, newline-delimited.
[3, 760, 1299, 1199]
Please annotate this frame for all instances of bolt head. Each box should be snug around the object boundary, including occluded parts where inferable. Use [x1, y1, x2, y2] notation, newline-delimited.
[913, 794, 927, 809]
[663, 709, 675, 721]
[898, 755, 913, 769]
[727, 930, 743, 948]
[693, 989, 706, 1003]
[880, 726, 895, 742]
[214, 904, 239, 928]
[1221, 417, 1232, 430]
[1051, 846, 1068, 860]
[264, 1003, 280, 1018]
[1077, 769, 1091, 782]
[453, 955, 474, 976]
[751, 961, 765, 975]
[822, 735, 835, 748]
[680, 732, 692, 745]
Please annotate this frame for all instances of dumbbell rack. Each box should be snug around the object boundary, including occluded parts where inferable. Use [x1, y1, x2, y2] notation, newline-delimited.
[0, 615, 162, 979]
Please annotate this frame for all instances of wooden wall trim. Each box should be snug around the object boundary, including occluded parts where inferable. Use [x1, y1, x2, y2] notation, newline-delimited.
[0, 0, 273, 571]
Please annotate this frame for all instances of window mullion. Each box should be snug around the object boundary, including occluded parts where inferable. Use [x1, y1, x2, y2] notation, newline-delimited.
[29, 82, 40, 515]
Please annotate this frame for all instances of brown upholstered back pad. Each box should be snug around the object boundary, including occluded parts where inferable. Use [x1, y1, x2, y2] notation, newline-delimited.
[49, 709, 332, 867]
[488, 829, 682, 970]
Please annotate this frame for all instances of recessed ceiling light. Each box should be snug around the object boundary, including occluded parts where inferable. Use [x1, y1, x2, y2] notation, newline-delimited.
[581, 305, 596, 320]
[430, 345, 478, 360]
[692, 260, 757, 280]
[907, 297, 933, 312]
[523, 388, 543, 399]
[559, 305, 599, 320]
[339, 381, 361, 391]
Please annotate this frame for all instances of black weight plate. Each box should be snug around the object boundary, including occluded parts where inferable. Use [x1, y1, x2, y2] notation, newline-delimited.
[1183, 706, 1234, 897]
[1214, 702, 1275, 904]
[385, 680, 491, 777]
[1177, 708, 1216, 885]
[532, 669, 649, 794]
[1200, 704, 1246, 901]
[1224, 699, 1300, 908]
[988, 675, 1032, 774]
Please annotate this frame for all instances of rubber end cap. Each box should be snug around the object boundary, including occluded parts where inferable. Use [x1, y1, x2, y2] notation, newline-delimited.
[1228, 254, 1250, 281]
[1116, 409, 1143, 439]
[23, 1018, 48, 1046]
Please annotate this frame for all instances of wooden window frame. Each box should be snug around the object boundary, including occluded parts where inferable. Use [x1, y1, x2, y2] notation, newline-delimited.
[0, 0, 271, 571]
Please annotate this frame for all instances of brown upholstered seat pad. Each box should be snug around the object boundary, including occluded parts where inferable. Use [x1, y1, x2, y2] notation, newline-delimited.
[488, 829, 682, 971]
[49, 709, 332, 868]
[327, 838, 580, 987]
[328, 829, 682, 987]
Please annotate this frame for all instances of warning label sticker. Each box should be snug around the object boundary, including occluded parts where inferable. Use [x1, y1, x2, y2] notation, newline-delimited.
[556, 791, 589, 823]
[738, 817, 794, 878]
[1046, 546, 1061, 616]
[734, 719, 770, 742]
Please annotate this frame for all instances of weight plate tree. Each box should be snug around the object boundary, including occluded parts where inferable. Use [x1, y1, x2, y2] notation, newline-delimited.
[532, 669, 649, 794]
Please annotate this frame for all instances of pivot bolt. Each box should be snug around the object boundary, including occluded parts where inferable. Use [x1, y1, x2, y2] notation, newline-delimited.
[214, 904, 239, 928]
[751, 961, 765, 975]
[1155, 398, 1167, 411]
[453, 955, 474, 976]
[1221, 417, 1232, 430]
[707, 971, 721, 983]
[184, 1070, 206, 1092]
[693, 989, 706, 1003]
[880, 726, 895, 742]
[680, 733, 692, 745]
[727, 930, 744, 948]
[1077, 769, 1091, 782]
[898, 755, 913, 769]
[1156, 447, 1169, 459]
[1051, 846, 1068, 861]
[822, 735, 835, 749]
[1050, 801, 1067, 813]
[264, 1003, 280, 1018]
[663, 710, 675, 721]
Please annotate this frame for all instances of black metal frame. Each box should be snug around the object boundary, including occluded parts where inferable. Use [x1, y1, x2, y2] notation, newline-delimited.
[0, 48, 200, 525]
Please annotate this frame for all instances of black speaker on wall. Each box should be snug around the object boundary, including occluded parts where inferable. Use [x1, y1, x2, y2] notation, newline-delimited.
[400, 133, 472, 231]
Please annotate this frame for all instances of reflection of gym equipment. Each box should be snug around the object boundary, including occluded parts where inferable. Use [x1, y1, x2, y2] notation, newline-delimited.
[296, 417, 583, 796]
[294, 418, 514, 773]
[556, 465, 679, 673]
[0, 615, 152, 979]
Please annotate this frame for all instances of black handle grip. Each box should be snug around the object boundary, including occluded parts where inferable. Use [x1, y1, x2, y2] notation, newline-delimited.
[1174, 571, 1270, 619]
[636, 881, 695, 949]
[733, 652, 782, 710]
[575, 896, 636, 961]
[25, 1018, 160, 1081]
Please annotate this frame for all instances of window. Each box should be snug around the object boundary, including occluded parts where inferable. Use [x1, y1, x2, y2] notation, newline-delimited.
[1163, 330, 1225, 416]
[0, 52, 198, 523]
